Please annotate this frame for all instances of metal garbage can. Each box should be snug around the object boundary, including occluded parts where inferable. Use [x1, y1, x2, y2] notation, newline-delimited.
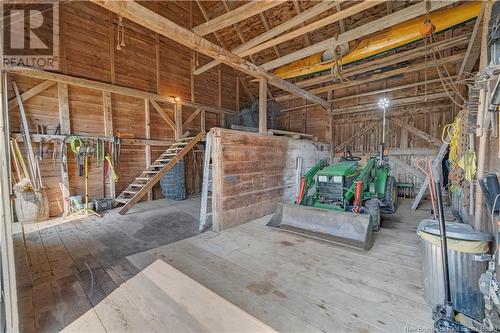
[417, 219, 492, 320]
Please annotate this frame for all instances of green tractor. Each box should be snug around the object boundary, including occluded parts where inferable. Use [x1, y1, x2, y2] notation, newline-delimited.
[268, 150, 397, 250]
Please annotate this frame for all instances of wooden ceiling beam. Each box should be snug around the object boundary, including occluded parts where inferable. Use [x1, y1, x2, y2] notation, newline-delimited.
[193, 1, 339, 76]
[293, 34, 469, 89]
[332, 91, 450, 116]
[280, 76, 456, 112]
[335, 3, 347, 33]
[220, 0, 275, 98]
[192, 0, 285, 36]
[275, 52, 464, 103]
[250, 0, 385, 67]
[333, 104, 452, 124]
[457, 3, 485, 80]
[292, 0, 313, 46]
[195, 0, 255, 103]
[91, 0, 329, 109]
[259, 12, 281, 57]
[261, 0, 458, 71]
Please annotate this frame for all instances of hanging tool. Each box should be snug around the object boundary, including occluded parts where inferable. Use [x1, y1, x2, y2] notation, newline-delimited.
[432, 165, 472, 332]
[52, 124, 60, 166]
[36, 123, 47, 161]
[96, 139, 100, 167]
[12, 81, 42, 189]
[105, 154, 118, 182]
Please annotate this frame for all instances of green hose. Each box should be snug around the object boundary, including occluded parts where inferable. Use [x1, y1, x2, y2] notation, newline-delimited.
[68, 136, 83, 154]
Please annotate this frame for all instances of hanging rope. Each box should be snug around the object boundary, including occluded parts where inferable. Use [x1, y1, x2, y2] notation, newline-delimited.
[117, 15, 126, 50]
[330, 36, 348, 83]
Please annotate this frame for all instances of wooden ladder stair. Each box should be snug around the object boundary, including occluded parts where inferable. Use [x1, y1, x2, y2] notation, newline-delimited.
[115, 132, 204, 214]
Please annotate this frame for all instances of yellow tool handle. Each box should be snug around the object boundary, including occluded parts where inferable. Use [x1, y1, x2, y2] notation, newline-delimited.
[105, 154, 119, 182]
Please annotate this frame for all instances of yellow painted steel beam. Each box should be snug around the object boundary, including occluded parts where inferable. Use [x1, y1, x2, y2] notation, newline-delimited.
[273, 1, 481, 79]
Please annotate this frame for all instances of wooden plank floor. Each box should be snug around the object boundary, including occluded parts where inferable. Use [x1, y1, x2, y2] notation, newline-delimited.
[16, 197, 436, 332]
[128, 199, 435, 332]
[14, 196, 203, 333]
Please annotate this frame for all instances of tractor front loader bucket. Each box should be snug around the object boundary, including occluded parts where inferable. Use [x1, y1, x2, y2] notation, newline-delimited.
[267, 203, 374, 250]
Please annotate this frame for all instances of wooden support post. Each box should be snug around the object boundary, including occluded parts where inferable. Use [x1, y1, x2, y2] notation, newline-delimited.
[0, 70, 19, 333]
[103, 91, 115, 199]
[474, 1, 493, 231]
[58, 82, 71, 215]
[201, 109, 206, 133]
[145, 99, 152, 201]
[235, 76, 239, 111]
[175, 103, 183, 140]
[259, 78, 267, 134]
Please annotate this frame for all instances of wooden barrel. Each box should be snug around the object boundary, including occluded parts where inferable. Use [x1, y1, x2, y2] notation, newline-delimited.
[14, 189, 49, 223]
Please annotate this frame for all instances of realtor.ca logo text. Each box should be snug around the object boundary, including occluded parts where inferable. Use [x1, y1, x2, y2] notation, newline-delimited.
[2, 1, 59, 70]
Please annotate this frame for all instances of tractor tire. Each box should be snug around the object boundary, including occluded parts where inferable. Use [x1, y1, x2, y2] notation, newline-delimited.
[365, 199, 381, 231]
[381, 176, 397, 214]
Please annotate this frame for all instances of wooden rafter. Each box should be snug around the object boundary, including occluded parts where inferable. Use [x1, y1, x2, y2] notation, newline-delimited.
[195, 0, 255, 103]
[220, 0, 275, 98]
[91, 0, 330, 109]
[275, 52, 464, 103]
[457, 3, 485, 80]
[261, 0, 458, 71]
[244, 0, 384, 67]
[259, 12, 281, 57]
[293, 34, 469, 89]
[333, 92, 450, 116]
[193, 1, 339, 76]
[292, 0, 312, 46]
[280, 76, 456, 112]
[333, 105, 452, 124]
[192, 0, 285, 36]
[335, 3, 347, 33]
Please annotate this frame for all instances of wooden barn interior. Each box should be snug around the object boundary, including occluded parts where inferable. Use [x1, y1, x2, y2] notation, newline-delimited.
[1, 0, 500, 332]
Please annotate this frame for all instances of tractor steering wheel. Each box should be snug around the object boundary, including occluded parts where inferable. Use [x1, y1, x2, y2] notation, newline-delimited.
[342, 156, 361, 162]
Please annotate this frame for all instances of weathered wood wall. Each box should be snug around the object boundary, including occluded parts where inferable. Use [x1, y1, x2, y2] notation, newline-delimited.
[211, 128, 329, 232]
[7, 1, 244, 217]
[276, 64, 457, 191]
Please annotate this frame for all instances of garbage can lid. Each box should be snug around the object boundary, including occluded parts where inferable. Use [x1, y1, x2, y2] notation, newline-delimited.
[417, 219, 492, 241]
